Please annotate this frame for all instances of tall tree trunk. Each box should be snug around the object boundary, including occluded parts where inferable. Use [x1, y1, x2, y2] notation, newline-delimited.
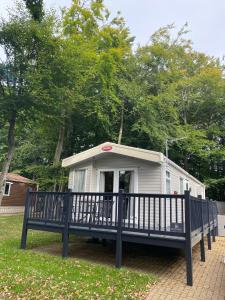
[0, 113, 16, 205]
[184, 156, 189, 172]
[53, 123, 66, 192]
[117, 104, 124, 145]
[53, 123, 65, 164]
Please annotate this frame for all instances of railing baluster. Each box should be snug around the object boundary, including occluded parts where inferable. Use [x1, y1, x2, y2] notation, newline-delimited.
[82, 194, 86, 223]
[169, 197, 172, 231]
[44, 194, 48, 221]
[73, 194, 77, 223]
[115, 195, 118, 227]
[102, 195, 105, 226]
[133, 196, 135, 229]
[159, 197, 161, 231]
[89, 194, 93, 225]
[148, 196, 150, 234]
[86, 194, 89, 223]
[106, 195, 109, 227]
[164, 197, 166, 231]
[181, 197, 184, 231]
[154, 197, 156, 231]
[138, 196, 140, 230]
[78, 194, 81, 222]
[143, 196, 145, 230]
[97, 195, 101, 225]
[92, 195, 96, 225]
[207, 198, 212, 250]
[128, 195, 131, 229]
[175, 197, 178, 223]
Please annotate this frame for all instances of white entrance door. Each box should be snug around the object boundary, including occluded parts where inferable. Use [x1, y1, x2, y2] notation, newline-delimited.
[98, 169, 137, 220]
[98, 169, 137, 193]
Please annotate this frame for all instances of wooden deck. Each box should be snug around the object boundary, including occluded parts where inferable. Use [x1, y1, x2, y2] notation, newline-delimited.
[20, 190, 218, 286]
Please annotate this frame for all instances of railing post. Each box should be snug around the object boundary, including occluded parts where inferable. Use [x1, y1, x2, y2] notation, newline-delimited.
[21, 188, 31, 249]
[115, 189, 123, 268]
[185, 190, 193, 286]
[62, 193, 71, 258]
[206, 198, 212, 250]
[215, 203, 219, 236]
[211, 200, 216, 242]
[199, 195, 205, 262]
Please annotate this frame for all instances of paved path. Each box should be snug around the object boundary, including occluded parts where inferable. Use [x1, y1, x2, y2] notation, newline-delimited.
[146, 237, 225, 300]
[33, 235, 225, 300]
[0, 206, 24, 215]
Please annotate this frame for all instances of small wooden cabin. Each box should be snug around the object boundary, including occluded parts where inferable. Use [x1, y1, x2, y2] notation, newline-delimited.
[62, 142, 205, 197]
[1, 173, 36, 206]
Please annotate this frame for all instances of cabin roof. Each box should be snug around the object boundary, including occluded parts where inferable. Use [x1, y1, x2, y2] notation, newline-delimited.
[62, 142, 204, 187]
[0, 173, 35, 184]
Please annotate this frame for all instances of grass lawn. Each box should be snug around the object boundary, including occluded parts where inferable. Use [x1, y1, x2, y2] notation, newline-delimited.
[0, 215, 156, 300]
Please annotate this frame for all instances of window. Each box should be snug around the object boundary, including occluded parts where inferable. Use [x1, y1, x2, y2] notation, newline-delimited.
[4, 182, 12, 196]
[74, 170, 86, 192]
[185, 180, 189, 191]
[99, 171, 114, 193]
[166, 171, 171, 194]
[119, 171, 134, 219]
[180, 177, 184, 194]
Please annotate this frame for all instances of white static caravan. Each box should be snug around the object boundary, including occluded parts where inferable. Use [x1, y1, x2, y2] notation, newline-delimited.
[62, 142, 205, 230]
[62, 142, 205, 198]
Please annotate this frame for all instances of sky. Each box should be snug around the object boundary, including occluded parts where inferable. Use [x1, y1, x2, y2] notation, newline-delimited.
[0, 0, 225, 58]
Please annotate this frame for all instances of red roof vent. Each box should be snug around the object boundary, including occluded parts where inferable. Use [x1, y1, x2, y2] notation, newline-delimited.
[101, 145, 112, 152]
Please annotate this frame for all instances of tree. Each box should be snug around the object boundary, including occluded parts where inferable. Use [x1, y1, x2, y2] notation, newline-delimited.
[0, 3, 57, 203]
[24, 0, 44, 21]
[1, 2, 225, 200]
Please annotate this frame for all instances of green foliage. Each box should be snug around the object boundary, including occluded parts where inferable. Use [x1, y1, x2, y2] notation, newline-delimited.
[0, 1, 225, 200]
[24, 0, 44, 21]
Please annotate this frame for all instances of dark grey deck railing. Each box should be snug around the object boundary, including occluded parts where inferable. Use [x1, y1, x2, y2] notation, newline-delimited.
[21, 189, 218, 286]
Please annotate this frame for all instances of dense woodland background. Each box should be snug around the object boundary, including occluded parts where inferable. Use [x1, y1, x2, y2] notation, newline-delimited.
[0, 0, 225, 201]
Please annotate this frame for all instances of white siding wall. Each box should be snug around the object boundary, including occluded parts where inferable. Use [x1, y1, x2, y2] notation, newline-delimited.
[67, 154, 203, 231]
[218, 215, 225, 237]
[68, 154, 163, 229]
[91, 153, 162, 193]
[166, 163, 205, 198]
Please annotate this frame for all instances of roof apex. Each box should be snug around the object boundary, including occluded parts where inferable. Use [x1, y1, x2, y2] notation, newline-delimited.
[62, 142, 163, 168]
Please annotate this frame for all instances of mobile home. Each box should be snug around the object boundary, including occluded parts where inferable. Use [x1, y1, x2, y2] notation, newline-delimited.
[21, 142, 217, 287]
[62, 142, 205, 230]
[62, 142, 205, 198]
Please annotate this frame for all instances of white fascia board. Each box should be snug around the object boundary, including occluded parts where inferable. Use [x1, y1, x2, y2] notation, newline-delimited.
[62, 143, 106, 167]
[62, 142, 163, 168]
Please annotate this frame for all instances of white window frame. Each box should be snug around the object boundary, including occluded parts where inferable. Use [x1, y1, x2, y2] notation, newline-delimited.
[165, 170, 171, 194]
[96, 168, 138, 222]
[3, 181, 12, 196]
[96, 168, 138, 193]
[185, 179, 189, 192]
[72, 169, 87, 192]
[179, 177, 184, 194]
